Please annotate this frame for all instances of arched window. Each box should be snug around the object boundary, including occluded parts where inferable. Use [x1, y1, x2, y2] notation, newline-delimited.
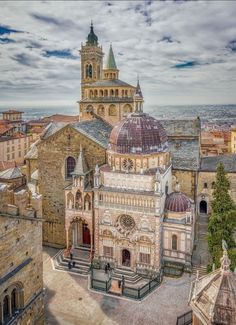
[110, 89, 114, 97]
[104, 89, 108, 97]
[3, 295, 10, 319]
[67, 192, 74, 209]
[11, 289, 17, 313]
[66, 157, 76, 179]
[86, 105, 94, 113]
[211, 182, 215, 189]
[75, 190, 82, 210]
[99, 89, 103, 97]
[109, 104, 117, 116]
[172, 234, 177, 250]
[94, 89, 98, 97]
[86, 64, 92, 78]
[123, 104, 132, 115]
[115, 89, 119, 97]
[97, 105, 105, 116]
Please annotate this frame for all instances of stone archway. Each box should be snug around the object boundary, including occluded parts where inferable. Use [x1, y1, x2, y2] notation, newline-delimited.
[122, 249, 131, 267]
[69, 218, 91, 248]
[199, 200, 207, 214]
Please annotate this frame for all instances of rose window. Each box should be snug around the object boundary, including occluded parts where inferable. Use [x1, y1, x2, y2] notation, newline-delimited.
[122, 158, 134, 171]
[116, 214, 136, 236]
[120, 215, 135, 230]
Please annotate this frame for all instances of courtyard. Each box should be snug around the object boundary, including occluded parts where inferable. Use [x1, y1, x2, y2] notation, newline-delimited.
[43, 247, 193, 325]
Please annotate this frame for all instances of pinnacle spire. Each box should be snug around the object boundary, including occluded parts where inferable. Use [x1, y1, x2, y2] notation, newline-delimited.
[135, 78, 143, 98]
[134, 79, 144, 113]
[105, 44, 117, 69]
[72, 146, 89, 176]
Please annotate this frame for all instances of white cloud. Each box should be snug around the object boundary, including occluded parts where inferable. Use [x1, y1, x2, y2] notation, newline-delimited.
[0, 0, 236, 107]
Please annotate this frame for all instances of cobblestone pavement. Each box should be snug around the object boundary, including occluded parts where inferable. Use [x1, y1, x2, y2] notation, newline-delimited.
[43, 247, 193, 325]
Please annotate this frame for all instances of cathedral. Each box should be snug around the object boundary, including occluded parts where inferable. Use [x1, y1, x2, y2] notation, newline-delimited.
[26, 23, 198, 276]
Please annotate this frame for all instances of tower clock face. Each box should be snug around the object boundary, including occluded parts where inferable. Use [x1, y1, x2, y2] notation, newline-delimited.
[122, 158, 134, 171]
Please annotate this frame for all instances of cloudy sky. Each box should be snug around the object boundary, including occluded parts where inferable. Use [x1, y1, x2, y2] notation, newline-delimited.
[0, 0, 236, 108]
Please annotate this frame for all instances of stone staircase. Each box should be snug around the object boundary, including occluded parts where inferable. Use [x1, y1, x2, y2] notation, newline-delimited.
[53, 247, 91, 276]
[111, 266, 144, 284]
[192, 265, 207, 278]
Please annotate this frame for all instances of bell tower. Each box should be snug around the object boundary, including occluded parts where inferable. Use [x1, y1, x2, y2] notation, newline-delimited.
[79, 23, 104, 99]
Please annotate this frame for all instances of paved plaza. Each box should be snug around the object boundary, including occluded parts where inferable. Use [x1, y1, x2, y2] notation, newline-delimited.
[43, 247, 193, 325]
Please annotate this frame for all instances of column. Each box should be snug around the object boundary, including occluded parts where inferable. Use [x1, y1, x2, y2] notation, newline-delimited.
[72, 227, 75, 247]
[8, 296, 12, 318]
[66, 228, 69, 249]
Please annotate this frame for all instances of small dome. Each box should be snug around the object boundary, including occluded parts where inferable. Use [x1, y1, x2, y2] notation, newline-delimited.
[165, 192, 191, 212]
[109, 112, 168, 154]
[86, 23, 98, 46]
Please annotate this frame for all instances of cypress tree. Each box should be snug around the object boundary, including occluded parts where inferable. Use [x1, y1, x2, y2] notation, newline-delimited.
[208, 163, 236, 269]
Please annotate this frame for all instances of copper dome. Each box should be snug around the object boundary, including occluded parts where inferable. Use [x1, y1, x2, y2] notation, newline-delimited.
[165, 192, 191, 212]
[108, 112, 168, 154]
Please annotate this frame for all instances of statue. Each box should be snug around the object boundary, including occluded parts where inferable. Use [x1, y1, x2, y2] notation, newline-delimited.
[222, 239, 228, 251]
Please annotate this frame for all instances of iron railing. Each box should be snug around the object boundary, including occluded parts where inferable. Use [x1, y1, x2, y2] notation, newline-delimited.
[176, 311, 193, 325]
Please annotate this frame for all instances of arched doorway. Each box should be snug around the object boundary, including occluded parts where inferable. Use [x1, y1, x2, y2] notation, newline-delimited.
[199, 200, 207, 214]
[122, 249, 131, 267]
[82, 223, 91, 246]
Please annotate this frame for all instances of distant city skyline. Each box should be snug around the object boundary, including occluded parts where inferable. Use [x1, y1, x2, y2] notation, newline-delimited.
[0, 0, 236, 107]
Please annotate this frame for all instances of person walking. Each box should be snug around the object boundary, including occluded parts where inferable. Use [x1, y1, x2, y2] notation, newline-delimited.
[68, 261, 72, 270]
[104, 264, 108, 274]
[122, 275, 125, 286]
[72, 261, 76, 268]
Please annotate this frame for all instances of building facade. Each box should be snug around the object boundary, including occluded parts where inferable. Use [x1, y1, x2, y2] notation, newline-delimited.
[0, 184, 44, 324]
[231, 126, 236, 153]
[63, 74, 195, 274]
[0, 133, 32, 164]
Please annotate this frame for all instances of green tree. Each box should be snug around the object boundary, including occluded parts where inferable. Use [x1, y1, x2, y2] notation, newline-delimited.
[207, 163, 236, 269]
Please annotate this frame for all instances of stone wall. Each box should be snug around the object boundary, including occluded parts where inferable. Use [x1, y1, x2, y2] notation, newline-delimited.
[37, 125, 106, 247]
[172, 170, 197, 200]
[197, 171, 236, 214]
[0, 214, 44, 324]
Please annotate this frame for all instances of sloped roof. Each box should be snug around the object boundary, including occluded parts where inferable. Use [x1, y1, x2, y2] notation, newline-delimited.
[189, 250, 236, 325]
[200, 154, 236, 173]
[0, 166, 23, 179]
[41, 118, 112, 149]
[73, 119, 112, 148]
[24, 139, 40, 159]
[160, 118, 200, 138]
[83, 79, 134, 88]
[168, 139, 200, 171]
